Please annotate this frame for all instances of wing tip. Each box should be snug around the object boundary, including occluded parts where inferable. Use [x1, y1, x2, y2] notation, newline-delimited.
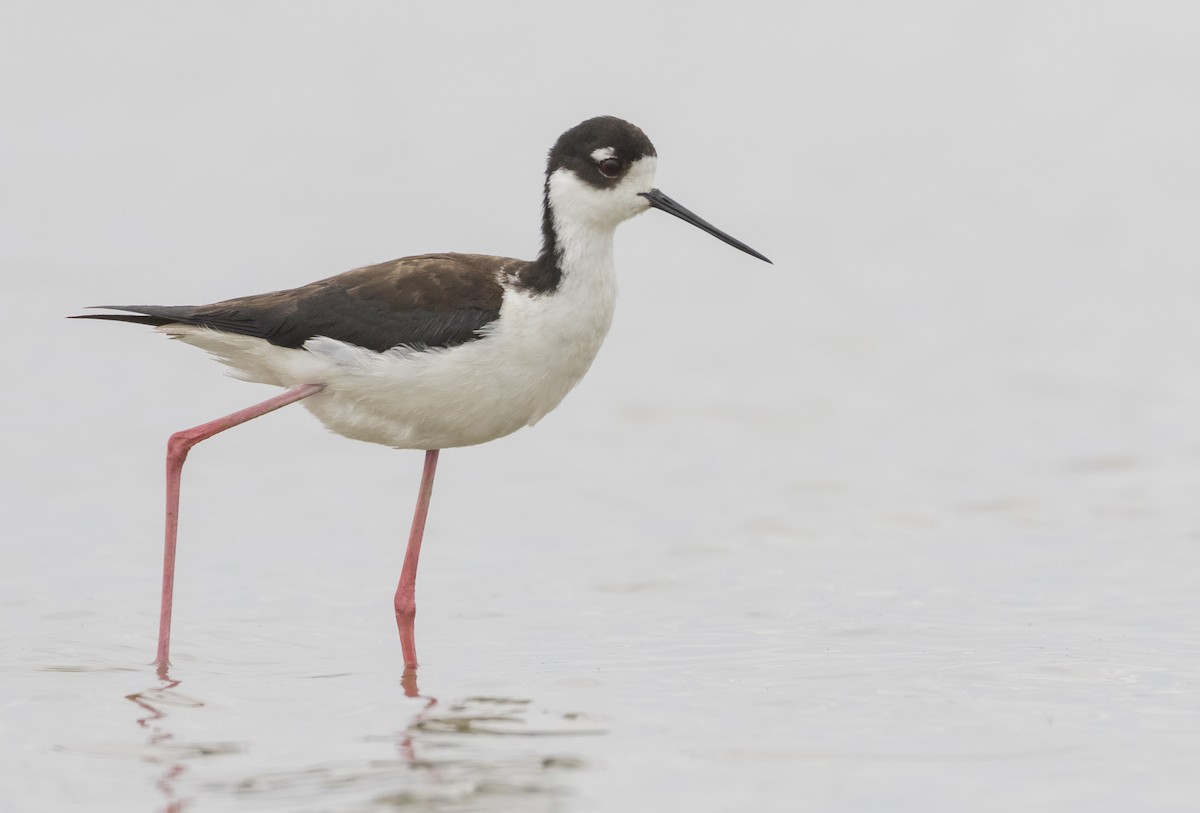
[68, 307, 174, 326]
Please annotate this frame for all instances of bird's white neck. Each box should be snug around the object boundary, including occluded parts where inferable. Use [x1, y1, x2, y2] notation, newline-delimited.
[544, 168, 619, 281]
[553, 216, 615, 285]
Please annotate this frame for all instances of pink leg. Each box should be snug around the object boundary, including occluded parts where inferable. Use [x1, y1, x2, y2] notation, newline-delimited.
[395, 449, 440, 669]
[157, 383, 323, 675]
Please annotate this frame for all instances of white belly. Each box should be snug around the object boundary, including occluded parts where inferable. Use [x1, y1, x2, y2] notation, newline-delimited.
[166, 260, 618, 450]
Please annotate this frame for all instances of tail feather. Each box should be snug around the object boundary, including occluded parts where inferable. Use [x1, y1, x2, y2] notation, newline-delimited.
[69, 305, 198, 327]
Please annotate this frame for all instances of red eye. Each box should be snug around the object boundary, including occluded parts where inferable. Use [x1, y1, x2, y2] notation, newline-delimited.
[598, 157, 621, 178]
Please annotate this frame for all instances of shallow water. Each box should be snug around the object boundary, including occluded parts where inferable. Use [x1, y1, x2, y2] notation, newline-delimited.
[4, 3, 1200, 811]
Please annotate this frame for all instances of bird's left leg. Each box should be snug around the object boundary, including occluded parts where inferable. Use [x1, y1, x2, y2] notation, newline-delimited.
[157, 383, 324, 676]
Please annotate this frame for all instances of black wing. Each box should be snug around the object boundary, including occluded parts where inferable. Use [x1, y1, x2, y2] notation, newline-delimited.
[75, 253, 515, 353]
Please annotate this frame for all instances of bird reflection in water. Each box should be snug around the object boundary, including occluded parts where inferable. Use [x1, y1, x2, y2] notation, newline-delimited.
[125, 671, 202, 813]
[398, 664, 440, 772]
[124, 649, 442, 812]
[124, 624, 595, 808]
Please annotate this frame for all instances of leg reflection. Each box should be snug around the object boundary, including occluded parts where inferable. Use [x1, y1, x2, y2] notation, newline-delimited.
[126, 669, 199, 813]
[397, 665, 439, 768]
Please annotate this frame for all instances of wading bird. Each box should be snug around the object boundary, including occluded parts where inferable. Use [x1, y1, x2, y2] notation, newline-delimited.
[75, 116, 771, 672]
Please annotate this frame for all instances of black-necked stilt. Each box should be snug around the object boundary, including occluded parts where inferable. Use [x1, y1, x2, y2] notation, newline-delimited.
[75, 116, 771, 672]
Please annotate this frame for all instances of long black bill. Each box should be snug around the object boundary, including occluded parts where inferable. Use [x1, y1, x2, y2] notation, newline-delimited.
[639, 188, 772, 264]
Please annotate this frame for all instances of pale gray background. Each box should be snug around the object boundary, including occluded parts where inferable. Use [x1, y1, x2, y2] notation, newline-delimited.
[2, 2, 1198, 812]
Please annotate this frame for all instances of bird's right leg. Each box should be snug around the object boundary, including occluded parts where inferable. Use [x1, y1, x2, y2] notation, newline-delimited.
[157, 383, 324, 677]
[395, 449, 440, 671]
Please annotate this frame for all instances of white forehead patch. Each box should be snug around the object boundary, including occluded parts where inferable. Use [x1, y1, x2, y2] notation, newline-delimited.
[590, 147, 616, 162]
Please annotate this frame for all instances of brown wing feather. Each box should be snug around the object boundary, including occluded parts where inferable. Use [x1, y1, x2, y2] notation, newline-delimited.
[78, 253, 517, 353]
